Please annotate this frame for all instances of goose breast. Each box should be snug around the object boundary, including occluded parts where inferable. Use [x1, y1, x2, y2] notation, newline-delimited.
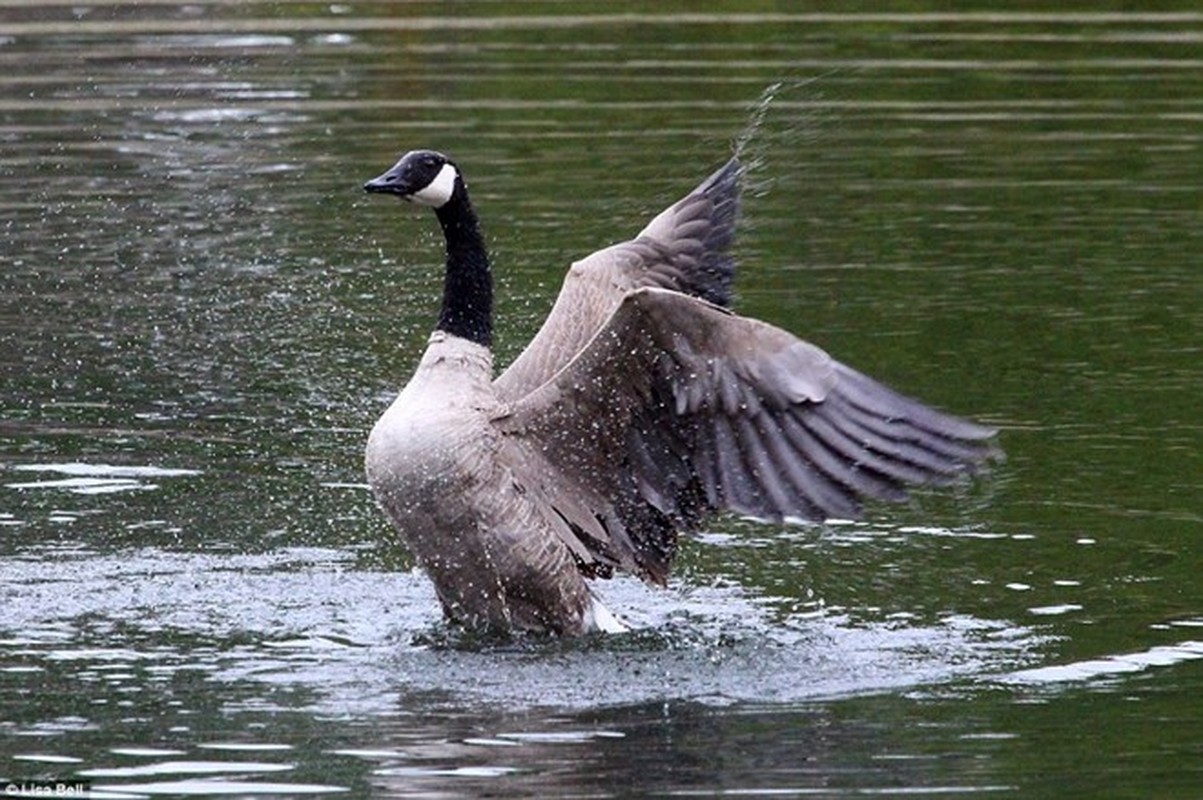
[365, 332, 594, 632]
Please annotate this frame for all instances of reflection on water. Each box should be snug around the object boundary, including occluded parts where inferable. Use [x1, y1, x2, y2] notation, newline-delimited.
[6, 462, 201, 496]
[3, 2, 1203, 798]
[1006, 639, 1203, 686]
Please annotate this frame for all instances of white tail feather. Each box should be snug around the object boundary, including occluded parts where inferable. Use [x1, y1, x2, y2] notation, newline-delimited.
[585, 596, 628, 634]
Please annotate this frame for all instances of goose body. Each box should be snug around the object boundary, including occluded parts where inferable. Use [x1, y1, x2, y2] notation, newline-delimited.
[362, 149, 998, 635]
[366, 332, 605, 632]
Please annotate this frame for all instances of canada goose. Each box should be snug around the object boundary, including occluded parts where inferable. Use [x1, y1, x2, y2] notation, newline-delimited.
[362, 149, 998, 636]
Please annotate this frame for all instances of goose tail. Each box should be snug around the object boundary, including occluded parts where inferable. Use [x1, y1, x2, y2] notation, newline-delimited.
[584, 595, 628, 634]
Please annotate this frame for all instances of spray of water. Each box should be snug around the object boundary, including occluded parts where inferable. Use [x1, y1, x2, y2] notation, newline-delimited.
[731, 73, 841, 203]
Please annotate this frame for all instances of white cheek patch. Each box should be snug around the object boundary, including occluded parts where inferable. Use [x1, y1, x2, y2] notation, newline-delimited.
[411, 162, 458, 208]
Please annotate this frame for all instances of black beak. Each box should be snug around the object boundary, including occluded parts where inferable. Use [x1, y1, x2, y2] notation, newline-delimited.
[363, 167, 408, 196]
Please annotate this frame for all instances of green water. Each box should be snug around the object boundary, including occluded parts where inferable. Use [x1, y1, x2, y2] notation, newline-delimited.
[2, 4, 1202, 797]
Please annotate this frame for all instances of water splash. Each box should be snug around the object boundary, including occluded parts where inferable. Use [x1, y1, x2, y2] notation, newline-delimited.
[1, 545, 1042, 718]
[732, 73, 841, 203]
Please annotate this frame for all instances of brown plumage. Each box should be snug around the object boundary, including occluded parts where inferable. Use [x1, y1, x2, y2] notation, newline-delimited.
[362, 149, 999, 635]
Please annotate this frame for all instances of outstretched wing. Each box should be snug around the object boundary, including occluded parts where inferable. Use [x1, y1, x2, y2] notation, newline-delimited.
[493, 157, 742, 401]
[494, 287, 999, 584]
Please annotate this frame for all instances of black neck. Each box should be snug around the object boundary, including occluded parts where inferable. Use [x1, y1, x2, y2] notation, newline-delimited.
[433, 189, 493, 348]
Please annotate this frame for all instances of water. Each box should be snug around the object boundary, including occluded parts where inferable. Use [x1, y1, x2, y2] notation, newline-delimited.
[3, 4, 1203, 797]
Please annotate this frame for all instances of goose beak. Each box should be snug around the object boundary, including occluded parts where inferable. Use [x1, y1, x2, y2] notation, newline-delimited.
[363, 167, 410, 197]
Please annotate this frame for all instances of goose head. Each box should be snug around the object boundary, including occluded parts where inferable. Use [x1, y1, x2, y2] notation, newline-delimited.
[363, 149, 462, 209]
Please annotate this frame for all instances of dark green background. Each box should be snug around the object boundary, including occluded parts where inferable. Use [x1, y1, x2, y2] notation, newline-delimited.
[2, 3, 1201, 797]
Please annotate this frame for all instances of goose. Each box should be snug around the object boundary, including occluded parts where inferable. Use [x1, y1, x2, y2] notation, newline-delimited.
[362, 149, 998, 636]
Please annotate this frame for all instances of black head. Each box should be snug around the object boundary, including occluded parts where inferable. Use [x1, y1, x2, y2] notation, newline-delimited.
[363, 149, 461, 208]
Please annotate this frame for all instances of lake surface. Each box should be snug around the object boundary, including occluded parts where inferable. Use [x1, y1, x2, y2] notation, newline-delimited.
[3, 3, 1202, 797]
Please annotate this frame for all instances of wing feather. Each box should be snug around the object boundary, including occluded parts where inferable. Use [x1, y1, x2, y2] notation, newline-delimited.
[495, 287, 999, 582]
[757, 418, 831, 521]
[494, 158, 742, 400]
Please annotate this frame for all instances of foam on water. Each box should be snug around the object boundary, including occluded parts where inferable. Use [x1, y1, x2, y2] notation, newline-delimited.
[5, 462, 201, 495]
[1003, 640, 1203, 686]
[1, 545, 1042, 716]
